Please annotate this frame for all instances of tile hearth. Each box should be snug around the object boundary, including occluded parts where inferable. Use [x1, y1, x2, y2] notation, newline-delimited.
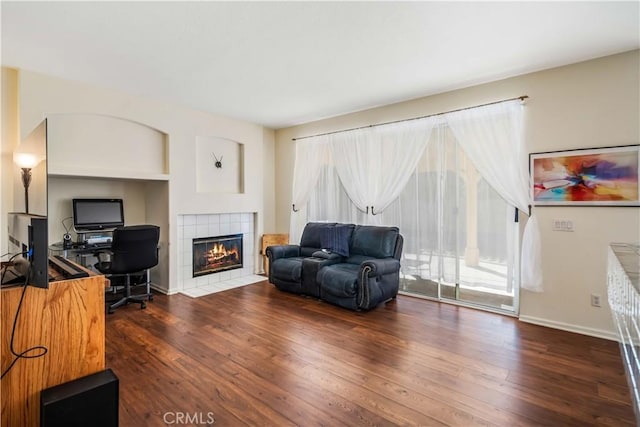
[180, 274, 265, 298]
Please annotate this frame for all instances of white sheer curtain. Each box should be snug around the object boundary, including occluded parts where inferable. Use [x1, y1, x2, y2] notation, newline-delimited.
[329, 119, 434, 223]
[372, 120, 435, 215]
[290, 98, 543, 292]
[329, 130, 370, 213]
[445, 101, 529, 210]
[289, 137, 330, 243]
[446, 100, 542, 291]
[307, 163, 368, 225]
[378, 133, 450, 283]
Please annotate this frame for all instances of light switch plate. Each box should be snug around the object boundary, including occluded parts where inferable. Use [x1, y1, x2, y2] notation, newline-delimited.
[552, 219, 574, 232]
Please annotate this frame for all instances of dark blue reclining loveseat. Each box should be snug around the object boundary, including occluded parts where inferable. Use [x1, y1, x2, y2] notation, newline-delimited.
[266, 222, 403, 311]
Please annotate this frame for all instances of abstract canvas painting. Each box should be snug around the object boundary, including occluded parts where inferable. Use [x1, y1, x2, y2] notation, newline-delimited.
[531, 145, 640, 206]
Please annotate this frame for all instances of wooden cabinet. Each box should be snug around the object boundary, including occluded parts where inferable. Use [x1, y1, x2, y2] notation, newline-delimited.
[1, 273, 107, 427]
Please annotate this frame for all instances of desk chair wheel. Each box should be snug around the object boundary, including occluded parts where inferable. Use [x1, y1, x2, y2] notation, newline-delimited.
[107, 298, 147, 314]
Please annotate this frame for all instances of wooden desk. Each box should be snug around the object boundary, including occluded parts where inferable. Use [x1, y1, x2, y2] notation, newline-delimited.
[1, 268, 106, 427]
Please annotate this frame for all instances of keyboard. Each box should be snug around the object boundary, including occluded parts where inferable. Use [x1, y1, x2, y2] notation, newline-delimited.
[49, 255, 90, 280]
[91, 242, 112, 249]
[78, 242, 112, 250]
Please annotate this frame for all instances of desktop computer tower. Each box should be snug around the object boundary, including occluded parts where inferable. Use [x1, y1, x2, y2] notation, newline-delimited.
[40, 368, 119, 427]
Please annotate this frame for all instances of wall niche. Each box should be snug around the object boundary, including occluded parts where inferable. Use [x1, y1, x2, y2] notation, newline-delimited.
[195, 136, 244, 194]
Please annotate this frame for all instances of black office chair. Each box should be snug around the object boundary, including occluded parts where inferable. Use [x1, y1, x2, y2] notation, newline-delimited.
[94, 225, 160, 314]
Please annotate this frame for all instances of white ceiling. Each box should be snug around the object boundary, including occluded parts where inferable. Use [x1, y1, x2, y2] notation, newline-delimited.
[2, 1, 638, 129]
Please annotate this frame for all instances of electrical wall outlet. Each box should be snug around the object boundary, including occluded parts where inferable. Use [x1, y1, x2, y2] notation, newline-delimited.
[553, 219, 574, 232]
[591, 293, 601, 307]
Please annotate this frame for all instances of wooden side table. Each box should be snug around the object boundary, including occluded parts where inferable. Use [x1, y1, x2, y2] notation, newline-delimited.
[261, 234, 289, 275]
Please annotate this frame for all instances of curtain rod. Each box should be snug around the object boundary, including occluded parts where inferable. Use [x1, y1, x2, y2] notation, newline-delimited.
[292, 95, 528, 141]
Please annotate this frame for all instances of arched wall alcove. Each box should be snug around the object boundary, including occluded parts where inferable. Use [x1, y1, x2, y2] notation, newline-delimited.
[46, 113, 170, 291]
[47, 113, 168, 179]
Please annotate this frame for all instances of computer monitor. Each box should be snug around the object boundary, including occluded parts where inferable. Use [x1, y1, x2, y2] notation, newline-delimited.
[72, 199, 124, 232]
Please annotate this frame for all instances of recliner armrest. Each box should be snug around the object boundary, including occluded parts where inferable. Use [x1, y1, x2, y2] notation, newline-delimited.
[360, 258, 401, 277]
[266, 245, 301, 261]
[357, 258, 402, 310]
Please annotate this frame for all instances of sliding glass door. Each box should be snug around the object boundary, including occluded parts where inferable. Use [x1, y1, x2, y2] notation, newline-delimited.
[392, 125, 518, 313]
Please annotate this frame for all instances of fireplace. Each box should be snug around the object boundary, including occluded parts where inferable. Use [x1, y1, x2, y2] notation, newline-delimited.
[193, 234, 243, 277]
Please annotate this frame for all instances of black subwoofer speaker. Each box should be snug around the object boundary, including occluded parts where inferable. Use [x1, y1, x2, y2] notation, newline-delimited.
[40, 368, 119, 427]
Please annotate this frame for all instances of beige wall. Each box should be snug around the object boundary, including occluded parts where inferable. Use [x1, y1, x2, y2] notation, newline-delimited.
[18, 70, 270, 218]
[10, 69, 276, 293]
[262, 127, 277, 232]
[1, 68, 20, 253]
[274, 50, 640, 339]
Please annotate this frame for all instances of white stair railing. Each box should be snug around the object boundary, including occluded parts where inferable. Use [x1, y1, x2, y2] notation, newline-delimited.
[608, 243, 640, 423]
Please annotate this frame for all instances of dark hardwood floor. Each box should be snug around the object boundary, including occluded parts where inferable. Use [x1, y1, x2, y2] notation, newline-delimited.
[106, 280, 634, 426]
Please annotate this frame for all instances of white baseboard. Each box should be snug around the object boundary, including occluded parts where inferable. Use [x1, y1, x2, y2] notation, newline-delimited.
[151, 283, 174, 295]
[519, 315, 618, 342]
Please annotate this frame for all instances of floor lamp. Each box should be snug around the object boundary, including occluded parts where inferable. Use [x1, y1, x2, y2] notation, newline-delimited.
[13, 152, 42, 214]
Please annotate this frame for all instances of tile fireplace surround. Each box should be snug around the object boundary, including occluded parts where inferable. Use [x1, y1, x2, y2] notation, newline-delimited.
[177, 213, 263, 298]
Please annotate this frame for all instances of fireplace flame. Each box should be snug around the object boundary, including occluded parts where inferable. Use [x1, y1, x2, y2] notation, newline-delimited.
[206, 242, 239, 263]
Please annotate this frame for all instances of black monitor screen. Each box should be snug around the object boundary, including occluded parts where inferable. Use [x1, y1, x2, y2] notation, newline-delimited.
[72, 199, 124, 231]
